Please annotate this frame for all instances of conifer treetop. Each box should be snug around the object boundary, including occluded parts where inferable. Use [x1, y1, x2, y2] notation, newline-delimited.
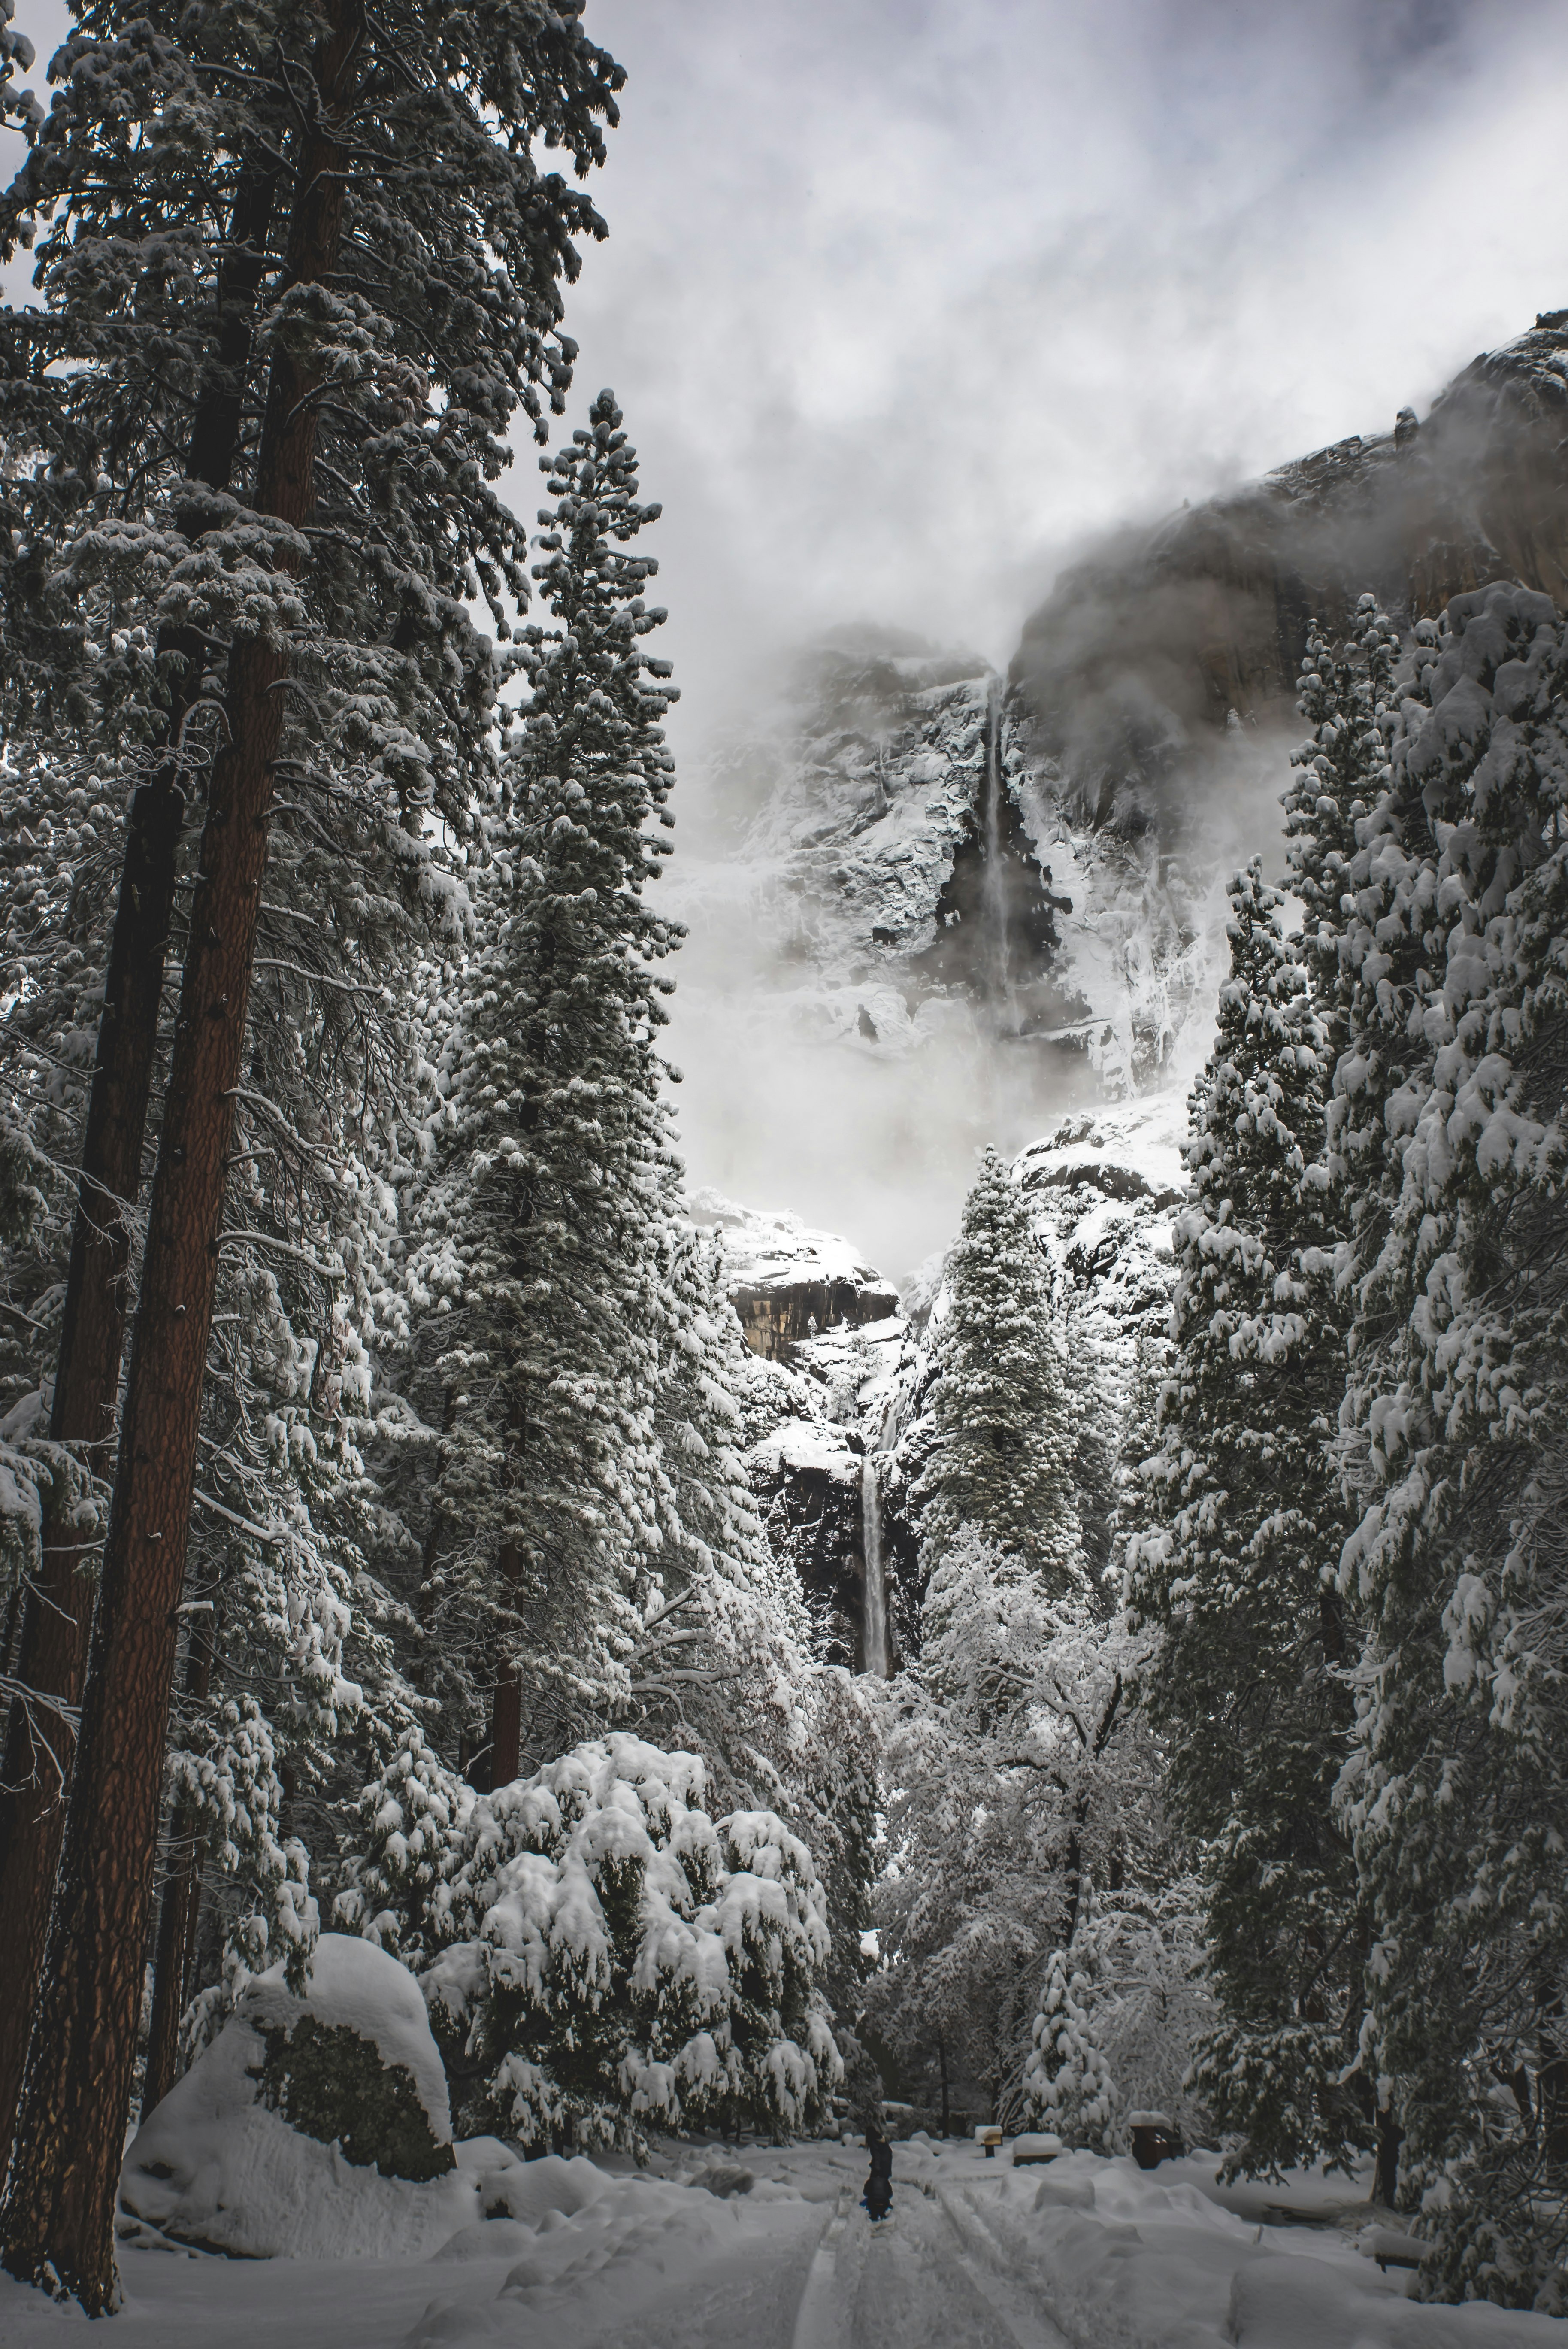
[913, 1144, 1084, 1598]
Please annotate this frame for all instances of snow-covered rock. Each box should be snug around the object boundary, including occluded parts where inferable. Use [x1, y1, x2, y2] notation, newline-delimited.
[118, 1937, 550, 2259]
[690, 1188, 898, 1360]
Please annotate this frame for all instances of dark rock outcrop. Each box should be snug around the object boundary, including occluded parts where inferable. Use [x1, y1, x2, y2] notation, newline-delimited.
[1012, 316, 1568, 829]
[692, 1189, 899, 1363]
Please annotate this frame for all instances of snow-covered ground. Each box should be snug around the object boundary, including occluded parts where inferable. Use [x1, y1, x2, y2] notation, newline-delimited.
[3, 2135, 1559, 2349]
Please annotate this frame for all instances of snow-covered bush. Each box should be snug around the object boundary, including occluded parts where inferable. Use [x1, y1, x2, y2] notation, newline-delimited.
[354, 1733, 839, 2148]
[871, 1577, 1165, 2128]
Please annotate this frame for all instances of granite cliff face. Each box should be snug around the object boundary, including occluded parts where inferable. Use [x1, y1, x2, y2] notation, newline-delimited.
[685, 317, 1568, 1131]
[1012, 315, 1568, 823]
[689, 1190, 898, 1362]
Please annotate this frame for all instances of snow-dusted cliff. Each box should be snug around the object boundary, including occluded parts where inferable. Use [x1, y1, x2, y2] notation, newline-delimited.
[667, 320, 1568, 1294]
[667, 622, 1256, 1162]
[714, 1093, 1186, 1675]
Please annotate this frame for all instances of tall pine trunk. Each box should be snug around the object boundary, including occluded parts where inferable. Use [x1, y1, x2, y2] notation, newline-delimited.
[140, 1585, 220, 2115]
[0, 14, 360, 2306]
[0, 159, 281, 2144]
[487, 1542, 525, 1788]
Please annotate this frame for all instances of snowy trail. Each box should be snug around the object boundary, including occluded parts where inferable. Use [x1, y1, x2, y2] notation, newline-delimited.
[789, 2174, 1078, 2349]
[4, 2138, 1565, 2349]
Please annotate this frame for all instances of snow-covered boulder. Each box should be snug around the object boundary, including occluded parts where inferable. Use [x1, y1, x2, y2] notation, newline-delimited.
[121, 1935, 486, 2258]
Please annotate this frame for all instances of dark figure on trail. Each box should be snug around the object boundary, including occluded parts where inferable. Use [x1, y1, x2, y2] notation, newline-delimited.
[863, 2127, 893, 2222]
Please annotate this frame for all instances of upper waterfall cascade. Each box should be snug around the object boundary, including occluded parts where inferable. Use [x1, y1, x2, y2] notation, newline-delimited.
[979, 675, 1019, 1034]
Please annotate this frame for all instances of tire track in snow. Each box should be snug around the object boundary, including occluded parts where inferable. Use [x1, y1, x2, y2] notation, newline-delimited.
[790, 2189, 853, 2349]
[792, 2175, 1078, 2349]
[934, 2181, 1081, 2349]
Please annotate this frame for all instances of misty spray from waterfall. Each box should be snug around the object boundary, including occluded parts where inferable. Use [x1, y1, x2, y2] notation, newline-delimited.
[860, 1455, 889, 1678]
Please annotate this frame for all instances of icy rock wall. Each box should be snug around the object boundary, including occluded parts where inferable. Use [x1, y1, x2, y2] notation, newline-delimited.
[692, 624, 1237, 1127]
[685, 318, 1568, 1157]
[733, 1292, 919, 1678]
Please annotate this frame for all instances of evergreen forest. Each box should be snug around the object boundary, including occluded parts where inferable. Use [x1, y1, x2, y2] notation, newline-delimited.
[2, 0, 1568, 2334]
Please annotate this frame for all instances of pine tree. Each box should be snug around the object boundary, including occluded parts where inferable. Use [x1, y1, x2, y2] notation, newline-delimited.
[0, 2, 625, 2306]
[911, 1146, 1083, 1599]
[1329, 583, 1568, 2301]
[1283, 594, 1400, 1058]
[404, 391, 680, 1776]
[1128, 861, 1365, 2180]
[1023, 1936, 1117, 2152]
[631, 1221, 816, 1797]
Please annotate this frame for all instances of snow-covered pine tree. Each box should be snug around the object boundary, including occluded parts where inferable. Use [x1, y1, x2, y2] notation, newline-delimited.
[138, 696, 471, 2110]
[1127, 860, 1365, 2180]
[1023, 1931, 1117, 2152]
[0, 1, 625, 2305]
[911, 1146, 1083, 1600]
[1329, 584, 1568, 2303]
[405, 392, 680, 1778]
[0, 741, 115, 1728]
[631, 1222, 805, 1779]
[1282, 595, 1400, 1053]
[387, 1734, 839, 2150]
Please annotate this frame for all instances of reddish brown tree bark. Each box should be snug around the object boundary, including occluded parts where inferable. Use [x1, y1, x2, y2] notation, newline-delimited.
[140, 1589, 219, 2116]
[0, 11, 361, 2307]
[0, 158, 282, 2147]
[486, 1543, 525, 1789]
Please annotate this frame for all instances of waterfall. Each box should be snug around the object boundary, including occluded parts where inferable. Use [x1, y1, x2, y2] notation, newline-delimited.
[979, 675, 1018, 1033]
[860, 1455, 889, 1678]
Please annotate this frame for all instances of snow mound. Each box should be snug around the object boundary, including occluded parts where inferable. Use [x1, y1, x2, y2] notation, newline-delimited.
[120, 1937, 515, 2258]
[1225, 2256, 1550, 2348]
[242, 1931, 452, 2141]
[960, 2146, 1563, 2349]
[399, 2169, 792, 2348]
[121, 2099, 536, 2264]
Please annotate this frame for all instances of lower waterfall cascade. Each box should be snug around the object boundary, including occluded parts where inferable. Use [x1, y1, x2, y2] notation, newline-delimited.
[860, 1454, 889, 1678]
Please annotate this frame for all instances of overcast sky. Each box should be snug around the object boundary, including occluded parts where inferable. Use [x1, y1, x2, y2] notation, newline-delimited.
[9, 0, 1568, 737]
[8, 0, 1568, 1263]
[551, 0, 1568, 746]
